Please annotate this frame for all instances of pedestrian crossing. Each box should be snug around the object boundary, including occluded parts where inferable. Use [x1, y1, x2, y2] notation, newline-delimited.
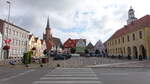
[32, 68, 102, 84]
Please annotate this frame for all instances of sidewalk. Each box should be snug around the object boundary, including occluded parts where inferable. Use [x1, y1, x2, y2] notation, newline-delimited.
[0, 63, 51, 69]
[88, 60, 150, 68]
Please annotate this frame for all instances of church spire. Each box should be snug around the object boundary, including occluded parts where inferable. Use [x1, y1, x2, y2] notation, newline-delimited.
[46, 16, 50, 28]
[127, 6, 137, 24]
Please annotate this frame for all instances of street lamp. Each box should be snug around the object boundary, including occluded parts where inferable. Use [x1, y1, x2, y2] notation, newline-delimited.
[5, 1, 11, 59]
[7, 1, 11, 23]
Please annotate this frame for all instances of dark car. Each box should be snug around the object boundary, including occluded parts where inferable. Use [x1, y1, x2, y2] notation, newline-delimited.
[53, 54, 65, 60]
[62, 54, 71, 59]
[53, 54, 71, 60]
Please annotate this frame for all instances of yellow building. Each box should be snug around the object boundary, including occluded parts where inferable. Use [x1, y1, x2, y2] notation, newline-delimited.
[28, 35, 46, 58]
[105, 7, 150, 60]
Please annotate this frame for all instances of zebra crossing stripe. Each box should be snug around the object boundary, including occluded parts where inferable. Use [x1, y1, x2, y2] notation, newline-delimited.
[40, 77, 99, 80]
[33, 81, 102, 84]
[50, 72, 94, 74]
[45, 74, 97, 76]
[33, 68, 102, 84]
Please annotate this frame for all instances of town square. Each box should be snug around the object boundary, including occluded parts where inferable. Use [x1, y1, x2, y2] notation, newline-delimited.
[1, 0, 150, 84]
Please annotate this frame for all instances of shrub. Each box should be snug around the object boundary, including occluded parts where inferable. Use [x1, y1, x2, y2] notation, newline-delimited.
[22, 51, 33, 64]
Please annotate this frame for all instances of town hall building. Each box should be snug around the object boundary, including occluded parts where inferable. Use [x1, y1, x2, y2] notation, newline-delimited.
[105, 7, 150, 60]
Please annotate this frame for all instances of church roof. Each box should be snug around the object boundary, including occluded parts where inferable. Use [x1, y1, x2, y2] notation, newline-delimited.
[107, 15, 150, 41]
[46, 17, 50, 29]
[52, 37, 63, 48]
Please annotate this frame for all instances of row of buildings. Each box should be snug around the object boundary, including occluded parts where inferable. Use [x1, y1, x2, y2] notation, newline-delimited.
[105, 7, 150, 60]
[63, 38, 105, 54]
[0, 17, 63, 60]
[0, 16, 105, 60]
[43, 17, 105, 55]
[1, 6, 150, 60]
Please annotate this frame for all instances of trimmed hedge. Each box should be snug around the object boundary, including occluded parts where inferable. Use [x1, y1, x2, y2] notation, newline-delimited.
[22, 51, 33, 64]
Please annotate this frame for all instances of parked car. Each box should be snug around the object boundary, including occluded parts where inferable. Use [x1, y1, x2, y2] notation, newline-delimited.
[85, 53, 90, 57]
[95, 54, 102, 57]
[53, 54, 65, 60]
[90, 53, 96, 57]
[62, 54, 71, 59]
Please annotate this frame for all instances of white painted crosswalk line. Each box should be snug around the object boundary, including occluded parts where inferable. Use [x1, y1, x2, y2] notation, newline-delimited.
[33, 68, 102, 84]
[33, 81, 102, 84]
[40, 77, 99, 80]
[45, 74, 97, 77]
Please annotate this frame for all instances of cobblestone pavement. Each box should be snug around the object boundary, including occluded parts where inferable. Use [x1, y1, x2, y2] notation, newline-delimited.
[49, 57, 137, 68]
[99, 60, 150, 68]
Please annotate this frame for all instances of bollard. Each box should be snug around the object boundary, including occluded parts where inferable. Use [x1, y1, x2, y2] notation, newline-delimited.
[40, 64, 43, 67]
[57, 64, 60, 67]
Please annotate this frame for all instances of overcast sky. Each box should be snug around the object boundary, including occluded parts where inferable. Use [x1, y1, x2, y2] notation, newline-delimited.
[0, 0, 149, 45]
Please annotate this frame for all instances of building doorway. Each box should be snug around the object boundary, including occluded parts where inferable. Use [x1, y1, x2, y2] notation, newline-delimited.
[133, 46, 138, 59]
[127, 47, 131, 56]
[139, 45, 147, 59]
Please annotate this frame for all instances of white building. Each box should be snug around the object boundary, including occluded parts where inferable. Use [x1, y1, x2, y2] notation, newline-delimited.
[76, 39, 86, 53]
[94, 40, 105, 54]
[28, 35, 47, 58]
[0, 19, 29, 59]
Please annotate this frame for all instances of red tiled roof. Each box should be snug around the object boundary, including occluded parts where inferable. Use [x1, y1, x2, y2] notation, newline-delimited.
[107, 15, 150, 41]
[63, 38, 77, 48]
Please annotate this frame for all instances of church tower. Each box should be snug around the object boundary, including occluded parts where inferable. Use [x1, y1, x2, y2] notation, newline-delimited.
[43, 17, 53, 50]
[127, 6, 137, 24]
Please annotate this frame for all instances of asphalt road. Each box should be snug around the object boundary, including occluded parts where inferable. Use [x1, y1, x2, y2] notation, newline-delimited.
[1, 67, 150, 84]
[0, 67, 54, 84]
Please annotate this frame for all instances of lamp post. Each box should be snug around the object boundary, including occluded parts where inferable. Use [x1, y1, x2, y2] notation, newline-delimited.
[7, 1, 11, 24]
[5, 1, 11, 60]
